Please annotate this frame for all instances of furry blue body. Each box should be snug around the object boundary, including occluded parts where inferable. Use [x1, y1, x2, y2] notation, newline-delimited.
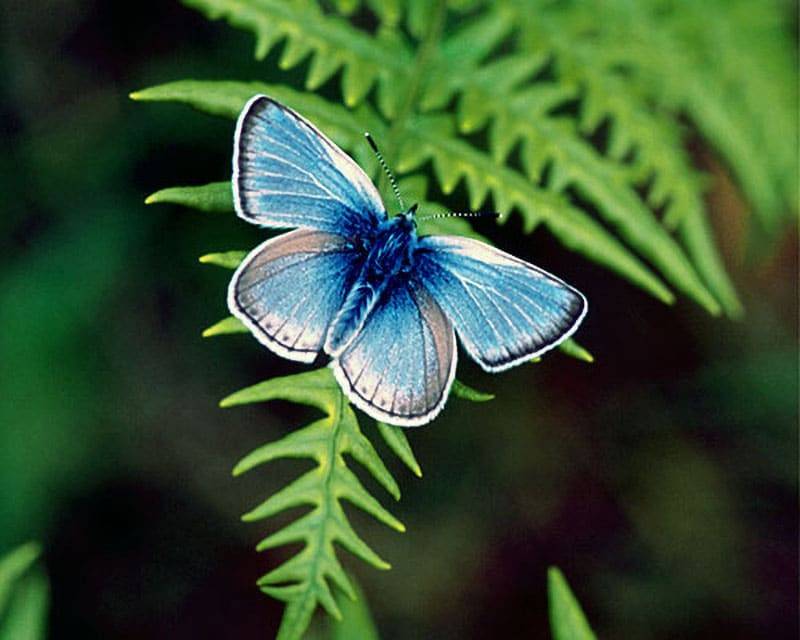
[327, 213, 418, 354]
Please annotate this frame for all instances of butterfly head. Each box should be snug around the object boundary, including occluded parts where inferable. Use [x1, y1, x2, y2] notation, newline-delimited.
[401, 203, 419, 228]
[387, 203, 417, 231]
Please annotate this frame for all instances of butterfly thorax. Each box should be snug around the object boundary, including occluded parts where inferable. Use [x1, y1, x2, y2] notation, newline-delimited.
[325, 213, 419, 356]
[364, 213, 417, 275]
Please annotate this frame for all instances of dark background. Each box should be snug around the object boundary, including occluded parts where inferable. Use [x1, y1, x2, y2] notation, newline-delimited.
[1, 1, 797, 638]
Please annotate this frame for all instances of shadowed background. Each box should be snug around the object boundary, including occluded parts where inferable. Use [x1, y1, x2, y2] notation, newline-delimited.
[0, 1, 797, 638]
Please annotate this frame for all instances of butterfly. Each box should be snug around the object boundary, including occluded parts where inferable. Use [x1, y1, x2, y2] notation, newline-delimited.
[228, 95, 587, 427]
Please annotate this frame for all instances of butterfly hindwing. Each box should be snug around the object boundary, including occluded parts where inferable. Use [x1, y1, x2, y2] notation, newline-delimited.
[331, 279, 457, 427]
[234, 95, 386, 235]
[415, 236, 587, 372]
[228, 229, 363, 363]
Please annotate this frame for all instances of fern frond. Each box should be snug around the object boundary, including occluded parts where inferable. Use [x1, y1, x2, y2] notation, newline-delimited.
[444, 69, 722, 313]
[510, 0, 797, 230]
[133, 81, 386, 171]
[397, 114, 679, 307]
[221, 368, 403, 640]
[418, 6, 515, 113]
[575, 76, 744, 318]
[637, 0, 797, 227]
[548, 567, 597, 640]
[182, 0, 413, 114]
[330, 0, 402, 27]
[201, 315, 248, 337]
[156, 0, 795, 317]
[497, 1, 742, 315]
[220, 368, 491, 639]
[0, 542, 49, 640]
[144, 182, 232, 212]
[376, 422, 422, 478]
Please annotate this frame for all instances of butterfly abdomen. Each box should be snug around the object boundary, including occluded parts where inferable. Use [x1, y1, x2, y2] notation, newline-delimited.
[325, 278, 383, 355]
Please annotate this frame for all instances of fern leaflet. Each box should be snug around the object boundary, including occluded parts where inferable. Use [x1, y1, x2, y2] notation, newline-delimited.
[221, 368, 405, 640]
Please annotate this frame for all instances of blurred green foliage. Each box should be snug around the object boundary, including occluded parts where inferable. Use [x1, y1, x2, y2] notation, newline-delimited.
[0, 543, 49, 640]
[327, 575, 379, 640]
[548, 567, 596, 640]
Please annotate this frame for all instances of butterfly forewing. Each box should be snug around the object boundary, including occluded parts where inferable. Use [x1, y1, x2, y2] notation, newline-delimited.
[415, 236, 587, 372]
[234, 95, 386, 236]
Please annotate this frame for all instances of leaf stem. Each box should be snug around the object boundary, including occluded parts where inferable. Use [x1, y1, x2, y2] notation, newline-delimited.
[310, 393, 345, 615]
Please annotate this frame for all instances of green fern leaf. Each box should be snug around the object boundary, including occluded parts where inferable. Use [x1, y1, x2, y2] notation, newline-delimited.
[182, 0, 412, 114]
[578, 83, 744, 318]
[497, 0, 794, 314]
[397, 114, 678, 306]
[222, 368, 405, 640]
[134, 80, 386, 172]
[147, 0, 795, 317]
[451, 70, 722, 313]
[144, 182, 232, 212]
[557, 340, 594, 364]
[512, 0, 797, 230]
[418, 7, 515, 113]
[201, 316, 247, 337]
[450, 379, 495, 403]
[548, 567, 597, 640]
[633, 1, 797, 228]
[198, 250, 247, 269]
[376, 422, 422, 478]
[328, 573, 380, 640]
[0, 543, 49, 640]
[496, 1, 741, 314]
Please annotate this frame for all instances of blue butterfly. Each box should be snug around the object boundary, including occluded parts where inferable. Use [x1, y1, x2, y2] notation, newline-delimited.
[228, 95, 588, 427]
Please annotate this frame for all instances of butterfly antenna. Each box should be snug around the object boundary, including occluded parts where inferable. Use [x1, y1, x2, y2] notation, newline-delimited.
[365, 132, 405, 211]
[416, 211, 501, 222]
